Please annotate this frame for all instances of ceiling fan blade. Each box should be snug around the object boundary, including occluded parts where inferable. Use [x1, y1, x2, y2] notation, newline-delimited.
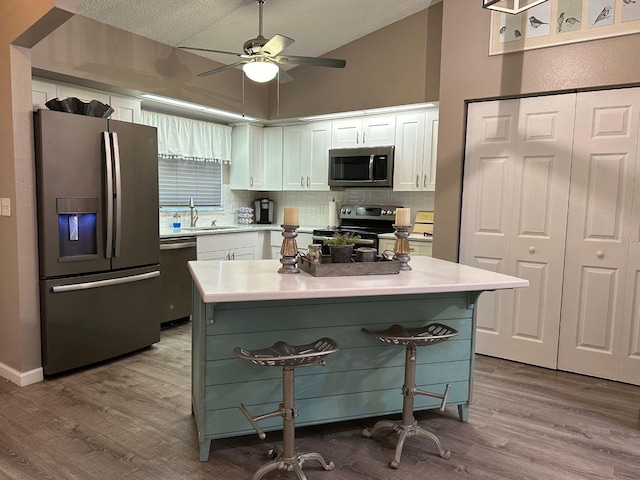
[275, 55, 346, 68]
[277, 67, 293, 84]
[178, 46, 251, 59]
[260, 34, 295, 58]
[197, 61, 247, 77]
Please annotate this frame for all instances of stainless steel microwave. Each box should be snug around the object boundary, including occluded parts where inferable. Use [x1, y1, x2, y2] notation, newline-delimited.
[328, 146, 395, 188]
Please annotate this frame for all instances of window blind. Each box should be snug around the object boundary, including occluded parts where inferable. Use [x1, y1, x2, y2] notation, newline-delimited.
[158, 157, 222, 207]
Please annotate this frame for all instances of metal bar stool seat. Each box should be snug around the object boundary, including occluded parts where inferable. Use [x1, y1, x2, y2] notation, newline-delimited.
[361, 323, 459, 469]
[233, 337, 339, 480]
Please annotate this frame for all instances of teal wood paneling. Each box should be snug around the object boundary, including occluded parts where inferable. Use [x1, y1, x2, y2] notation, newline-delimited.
[204, 381, 470, 439]
[192, 290, 479, 461]
[204, 341, 471, 385]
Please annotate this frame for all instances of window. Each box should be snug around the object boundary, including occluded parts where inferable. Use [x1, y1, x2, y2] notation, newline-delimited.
[158, 157, 222, 208]
[141, 110, 232, 208]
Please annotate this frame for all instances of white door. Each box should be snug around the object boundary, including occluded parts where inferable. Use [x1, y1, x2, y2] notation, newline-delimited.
[461, 99, 519, 355]
[462, 94, 575, 368]
[263, 126, 283, 191]
[558, 88, 640, 380]
[393, 112, 426, 192]
[620, 165, 640, 384]
[282, 125, 307, 190]
[501, 94, 575, 367]
[424, 111, 439, 192]
[362, 115, 395, 146]
[307, 122, 331, 191]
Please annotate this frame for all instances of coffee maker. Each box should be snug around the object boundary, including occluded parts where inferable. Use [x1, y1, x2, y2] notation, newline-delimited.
[254, 197, 274, 224]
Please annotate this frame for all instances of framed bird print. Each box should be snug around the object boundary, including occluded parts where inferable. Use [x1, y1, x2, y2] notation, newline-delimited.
[489, 0, 640, 55]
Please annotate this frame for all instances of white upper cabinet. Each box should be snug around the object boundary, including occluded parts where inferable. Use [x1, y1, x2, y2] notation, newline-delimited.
[262, 126, 284, 191]
[393, 109, 438, 192]
[331, 115, 395, 148]
[31, 78, 141, 123]
[230, 123, 264, 190]
[282, 122, 331, 191]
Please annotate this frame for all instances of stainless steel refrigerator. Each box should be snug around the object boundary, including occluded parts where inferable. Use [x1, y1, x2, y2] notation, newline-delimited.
[34, 109, 160, 375]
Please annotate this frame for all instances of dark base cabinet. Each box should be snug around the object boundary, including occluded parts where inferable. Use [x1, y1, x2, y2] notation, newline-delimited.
[160, 237, 197, 324]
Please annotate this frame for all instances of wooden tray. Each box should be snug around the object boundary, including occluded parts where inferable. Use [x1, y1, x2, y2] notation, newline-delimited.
[299, 255, 400, 277]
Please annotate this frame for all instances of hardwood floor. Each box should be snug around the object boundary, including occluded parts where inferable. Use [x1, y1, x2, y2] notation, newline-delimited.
[1, 321, 639, 479]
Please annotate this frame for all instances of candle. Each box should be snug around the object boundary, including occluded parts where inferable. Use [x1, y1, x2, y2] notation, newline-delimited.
[283, 207, 299, 226]
[395, 208, 411, 226]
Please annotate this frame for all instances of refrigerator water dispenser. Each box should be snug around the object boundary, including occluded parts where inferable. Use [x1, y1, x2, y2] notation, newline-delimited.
[56, 198, 99, 261]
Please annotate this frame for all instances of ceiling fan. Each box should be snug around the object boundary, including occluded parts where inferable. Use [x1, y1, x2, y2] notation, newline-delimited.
[178, 0, 346, 83]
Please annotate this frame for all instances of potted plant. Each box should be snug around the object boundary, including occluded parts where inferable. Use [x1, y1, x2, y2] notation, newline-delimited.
[324, 233, 361, 263]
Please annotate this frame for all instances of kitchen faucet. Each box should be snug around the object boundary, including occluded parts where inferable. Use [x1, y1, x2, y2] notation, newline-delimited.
[189, 197, 198, 227]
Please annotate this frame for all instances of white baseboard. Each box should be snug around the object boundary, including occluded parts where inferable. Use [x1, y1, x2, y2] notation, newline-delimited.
[0, 362, 43, 386]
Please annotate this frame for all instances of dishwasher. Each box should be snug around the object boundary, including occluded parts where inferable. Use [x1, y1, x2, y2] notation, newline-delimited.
[159, 236, 197, 325]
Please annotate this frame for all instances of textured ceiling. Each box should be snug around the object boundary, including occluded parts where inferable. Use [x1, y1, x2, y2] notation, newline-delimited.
[77, 0, 441, 68]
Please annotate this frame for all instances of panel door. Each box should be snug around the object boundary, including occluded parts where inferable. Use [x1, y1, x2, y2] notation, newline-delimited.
[501, 94, 575, 367]
[620, 162, 640, 384]
[262, 126, 283, 191]
[558, 88, 640, 380]
[393, 112, 426, 192]
[282, 125, 307, 190]
[307, 122, 331, 191]
[461, 99, 519, 355]
[424, 110, 439, 191]
[462, 94, 575, 368]
[362, 115, 395, 146]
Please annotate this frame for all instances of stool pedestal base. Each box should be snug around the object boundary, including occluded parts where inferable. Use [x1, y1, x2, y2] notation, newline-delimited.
[363, 418, 450, 469]
[252, 447, 334, 480]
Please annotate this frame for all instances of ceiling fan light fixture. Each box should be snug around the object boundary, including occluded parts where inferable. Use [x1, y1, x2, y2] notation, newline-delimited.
[242, 60, 279, 83]
[483, 0, 548, 14]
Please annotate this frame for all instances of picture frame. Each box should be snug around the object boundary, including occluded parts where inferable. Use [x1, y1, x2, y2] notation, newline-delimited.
[489, 0, 640, 55]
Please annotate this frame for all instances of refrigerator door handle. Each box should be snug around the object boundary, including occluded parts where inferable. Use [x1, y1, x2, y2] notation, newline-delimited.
[112, 132, 123, 258]
[104, 131, 114, 259]
[51, 271, 160, 293]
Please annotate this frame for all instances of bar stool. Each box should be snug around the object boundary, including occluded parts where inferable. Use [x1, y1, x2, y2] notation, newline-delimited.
[233, 337, 340, 480]
[361, 323, 459, 469]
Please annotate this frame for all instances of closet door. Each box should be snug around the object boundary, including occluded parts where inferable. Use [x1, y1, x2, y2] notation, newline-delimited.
[461, 99, 519, 355]
[619, 157, 640, 384]
[558, 88, 640, 380]
[461, 94, 575, 368]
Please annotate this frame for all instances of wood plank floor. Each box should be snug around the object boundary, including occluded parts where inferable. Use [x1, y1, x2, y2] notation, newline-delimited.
[1, 321, 639, 480]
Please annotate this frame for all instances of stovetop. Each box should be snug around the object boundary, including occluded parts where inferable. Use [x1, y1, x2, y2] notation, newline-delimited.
[313, 204, 403, 238]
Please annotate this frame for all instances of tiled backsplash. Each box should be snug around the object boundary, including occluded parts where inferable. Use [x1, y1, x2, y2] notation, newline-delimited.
[160, 187, 435, 230]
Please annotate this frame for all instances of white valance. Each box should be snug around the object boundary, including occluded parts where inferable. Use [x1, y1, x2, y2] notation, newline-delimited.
[141, 110, 232, 163]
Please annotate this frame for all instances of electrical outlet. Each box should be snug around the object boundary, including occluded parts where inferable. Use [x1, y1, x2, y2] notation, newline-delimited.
[1, 198, 11, 217]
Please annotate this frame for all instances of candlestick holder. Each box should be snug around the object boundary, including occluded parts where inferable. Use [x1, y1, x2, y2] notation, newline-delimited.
[393, 225, 412, 271]
[278, 224, 300, 274]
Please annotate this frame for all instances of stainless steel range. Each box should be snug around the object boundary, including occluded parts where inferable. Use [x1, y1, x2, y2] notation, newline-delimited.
[312, 204, 402, 254]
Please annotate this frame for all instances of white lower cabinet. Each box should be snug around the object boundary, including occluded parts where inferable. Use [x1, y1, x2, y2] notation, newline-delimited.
[269, 231, 313, 259]
[197, 232, 259, 261]
[378, 238, 432, 257]
[461, 88, 640, 385]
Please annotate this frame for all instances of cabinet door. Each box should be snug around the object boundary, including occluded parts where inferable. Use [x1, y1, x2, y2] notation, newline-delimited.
[32, 78, 57, 111]
[558, 88, 640, 380]
[409, 241, 432, 257]
[331, 118, 361, 148]
[423, 110, 439, 191]
[393, 112, 426, 192]
[110, 95, 141, 123]
[263, 126, 283, 191]
[282, 125, 307, 190]
[362, 115, 395, 146]
[230, 124, 263, 190]
[307, 122, 331, 191]
[198, 250, 230, 261]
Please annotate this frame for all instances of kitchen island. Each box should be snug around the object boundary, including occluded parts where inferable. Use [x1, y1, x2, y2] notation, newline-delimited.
[188, 257, 527, 461]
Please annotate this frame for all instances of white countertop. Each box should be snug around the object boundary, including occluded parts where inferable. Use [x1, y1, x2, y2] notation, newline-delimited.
[378, 232, 433, 242]
[160, 224, 318, 239]
[188, 256, 528, 303]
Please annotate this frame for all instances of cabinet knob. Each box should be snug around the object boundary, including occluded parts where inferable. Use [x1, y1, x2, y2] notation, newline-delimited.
[596, 251, 604, 258]
[423, 174, 428, 188]
[529, 246, 536, 254]
[300, 176, 304, 188]
[307, 176, 310, 188]
[416, 175, 419, 188]
[250, 176, 253, 187]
